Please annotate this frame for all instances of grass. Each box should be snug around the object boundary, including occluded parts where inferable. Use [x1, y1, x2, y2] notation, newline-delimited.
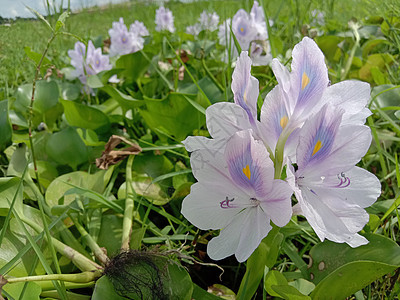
[0, 0, 391, 94]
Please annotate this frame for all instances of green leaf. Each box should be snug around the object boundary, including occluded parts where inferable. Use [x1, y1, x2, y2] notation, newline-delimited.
[3, 282, 42, 300]
[55, 11, 69, 32]
[118, 177, 170, 206]
[0, 177, 23, 217]
[60, 99, 110, 132]
[0, 100, 12, 152]
[192, 284, 223, 300]
[45, 126, 88, 168]
[45, 170, 110, 208]
[264, 270, 311, 300]
[271, 285, 311, 300]
[87, 74, 104, 89]
[140, 93, 206, 141]
[24, 5, 53, 32]
[92, 276, 128, 300]
[309, 233, 400, 299]
[115, 51, 150, 82]
[14, 80, 59, 114]
[24, 47, 52, 70]
[102, 85, 144, 111]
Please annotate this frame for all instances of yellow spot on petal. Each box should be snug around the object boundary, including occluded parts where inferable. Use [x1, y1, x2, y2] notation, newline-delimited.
[122, 37, 126, 42]
[312, 140, 323, 156]
[240, 27, 244, 33]
[301, 72, 310, 90]
[96, 60, 100, 65]
[242, 164, 251, 180]
[280, 115, 289, 129]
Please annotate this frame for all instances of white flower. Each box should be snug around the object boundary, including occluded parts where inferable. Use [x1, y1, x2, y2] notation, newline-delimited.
[109, 18, 144, 57]
[182, 130, 293, 262]
[199, 10, 220, 32]
[155, 6, 175, 33]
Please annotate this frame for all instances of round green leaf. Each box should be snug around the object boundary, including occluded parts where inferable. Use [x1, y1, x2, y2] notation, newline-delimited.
[60, 99, 110, 132]
[45, 126, 88, 168]
[309, 233, 400, 299]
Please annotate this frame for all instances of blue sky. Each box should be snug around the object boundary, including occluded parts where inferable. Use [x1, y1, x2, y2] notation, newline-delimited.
[0, 0, 129, 18]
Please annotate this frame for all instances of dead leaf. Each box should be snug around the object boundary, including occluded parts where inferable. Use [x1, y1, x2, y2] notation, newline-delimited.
[96, 135, 142, 169]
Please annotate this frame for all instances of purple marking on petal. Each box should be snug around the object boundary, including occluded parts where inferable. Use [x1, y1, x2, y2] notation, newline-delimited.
[220, 196, 238, 208]
[333, 173, 351, 188]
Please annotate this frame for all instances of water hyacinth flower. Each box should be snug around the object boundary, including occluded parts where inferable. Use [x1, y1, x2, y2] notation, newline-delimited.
[287, 105, 381, 247]
[231, 9, 258, 51]
[250, 41, 272, 66]
[186, 23, 202, 36]
[260, 37, 372, 158]
[155, 6, 175, 33]
[68, 40, 112, 85]
[129, 20, 149, 37]
[250, 1, 268, 40]
[109, 18, 145, 57]
[199, 10, 220, 32]
[182, 130, 293, 262]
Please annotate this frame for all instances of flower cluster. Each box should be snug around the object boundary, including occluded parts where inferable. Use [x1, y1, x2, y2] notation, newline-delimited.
[155, 6, 175, 33]
[186, 10, 220, 36]
[181, 37, 381, 262]
[68, 40, 112, 85]
[218, 1, 272, 66]
[108, 17, 148, 57]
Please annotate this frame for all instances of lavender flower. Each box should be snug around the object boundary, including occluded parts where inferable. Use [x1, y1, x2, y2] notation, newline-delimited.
[287, 105, 380, 247]
[130, 20, 149, 37]
[186, 23, 202, 36]
[109, 17, 144, 57]
[155, 6, 175, 33]
[199, 10, 220, 32]
[182, 130, 293, 262]
[68, 40, 111, 85]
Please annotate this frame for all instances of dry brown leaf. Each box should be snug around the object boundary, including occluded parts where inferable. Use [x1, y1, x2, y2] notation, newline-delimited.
[96, 135, 142, 169]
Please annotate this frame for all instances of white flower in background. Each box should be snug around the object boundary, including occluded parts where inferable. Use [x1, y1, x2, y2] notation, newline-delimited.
[250, 1, 268, 40]
[155, 6, 175, 33]
[250, 41, 272, 66]
[129, 20, 149, 37]
[109, 18, 144, 57]
[199, 10, 220, 32]
[186, 23, 202, 36]
[231, 9, 258, 51]
[182, 130, 293, 262]
[311, 9, 325, 26]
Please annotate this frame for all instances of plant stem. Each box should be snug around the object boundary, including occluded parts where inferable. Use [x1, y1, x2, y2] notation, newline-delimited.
[21, 216, 102, 271]
[5, 270, 102, 284]
[69, 215, 109, 265]
[27, 32, 57, 194]
[121, 155, 135, 250]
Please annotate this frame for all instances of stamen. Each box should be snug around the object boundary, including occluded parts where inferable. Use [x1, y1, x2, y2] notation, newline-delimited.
[301, 72, 310, 90]
[312, 140, 323, 156]
[240, 27, 244, 33]
[334, 173, 351, 188]
[220, 197, 235, 209]
[242, 164, 251, 180]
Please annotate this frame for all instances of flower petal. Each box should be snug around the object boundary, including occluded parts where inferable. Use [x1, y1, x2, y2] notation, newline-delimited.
[290, 37, 329, 120]
[206, 103, 251, 140]
[181, 183, 246, 230]
[318, 166, 381, 208]
[232, 52, 260, 122]
[207, 206, 271, 262]
[224, 130, 274, 195]
[296, 105, 343, 172]
[318, 80, 371, 125]
[298, 187, 370, 247]
[259, 179, 293, 227]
